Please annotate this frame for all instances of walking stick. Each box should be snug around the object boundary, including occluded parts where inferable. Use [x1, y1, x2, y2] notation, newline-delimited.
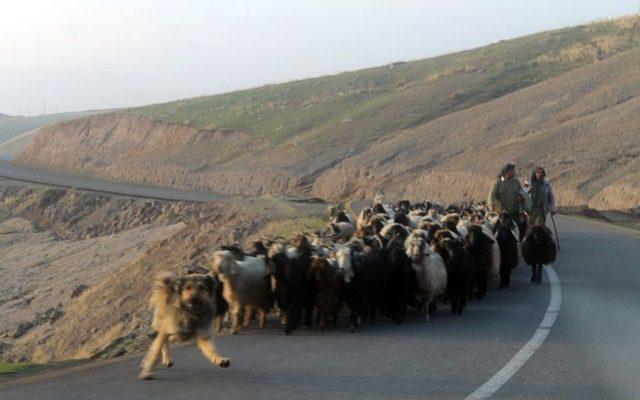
[550, 213, 561, 251]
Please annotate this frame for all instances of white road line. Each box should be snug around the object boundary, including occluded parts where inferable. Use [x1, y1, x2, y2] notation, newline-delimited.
[465, 265, 562, 400]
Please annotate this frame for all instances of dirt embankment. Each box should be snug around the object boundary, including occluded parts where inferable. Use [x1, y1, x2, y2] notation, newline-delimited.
[18, 113, 302, 196]
[0, 185, 271, 363]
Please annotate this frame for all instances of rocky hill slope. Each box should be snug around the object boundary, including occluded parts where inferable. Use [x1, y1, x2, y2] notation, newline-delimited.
[312, 47, 640, 212]
[15, 15, 640, 212]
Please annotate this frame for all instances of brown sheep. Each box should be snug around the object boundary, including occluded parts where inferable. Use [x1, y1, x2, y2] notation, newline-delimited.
[309, 256, 344, 331]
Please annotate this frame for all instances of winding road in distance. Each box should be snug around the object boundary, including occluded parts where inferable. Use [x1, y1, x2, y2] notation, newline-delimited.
[0, 160, 639, 399]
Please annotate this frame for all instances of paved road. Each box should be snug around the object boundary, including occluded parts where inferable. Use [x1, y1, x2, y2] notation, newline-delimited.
[1, 214, 638, 399]
[0, 160, 229, 202]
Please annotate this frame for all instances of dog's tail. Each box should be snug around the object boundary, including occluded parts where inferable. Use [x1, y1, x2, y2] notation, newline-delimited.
[150, 272, 177, 310]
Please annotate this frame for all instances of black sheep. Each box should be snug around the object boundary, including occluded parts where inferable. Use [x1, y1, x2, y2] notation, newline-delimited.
[522, 225, 556, 284]
[381, 238, 413, 324]
[464, 225, 495, 300]
[267, 235, 316, 335]
[335, 242, 379, 332]
[493, 212, 520, 288]
[438, 238, 473, 315]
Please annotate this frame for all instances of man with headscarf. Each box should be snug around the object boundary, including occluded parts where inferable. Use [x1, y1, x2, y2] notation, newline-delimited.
[488, 163, 531, 240]
[528, 166, 555, 226]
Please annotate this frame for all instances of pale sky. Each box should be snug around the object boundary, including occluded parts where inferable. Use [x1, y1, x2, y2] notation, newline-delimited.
[1, 0, 638, 115]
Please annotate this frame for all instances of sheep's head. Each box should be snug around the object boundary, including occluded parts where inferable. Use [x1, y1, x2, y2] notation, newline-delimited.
[310, 256, 331, 283]
[405, 232, 427, 264]
[211, 250, 239, 277]
[465, 225, 494, 252]
[334, 244, 354, 283]
[441, 237, 464, 259]
[527, 225, 551, 246]
[327, 205, 337, 218]
[442, 213, 461, 231]
[359, 207, 374, 224]
[266, 243, 287, 277]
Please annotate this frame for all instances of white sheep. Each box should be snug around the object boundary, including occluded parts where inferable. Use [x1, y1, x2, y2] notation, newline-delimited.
[328, 221, 356, 242]
[405, 230, 448, 322]
[210, 250, 274, 334]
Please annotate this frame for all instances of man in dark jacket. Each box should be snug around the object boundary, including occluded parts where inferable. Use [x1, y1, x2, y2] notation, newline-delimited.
[488, 163, 531, 240]
[528, 166, 556, 226]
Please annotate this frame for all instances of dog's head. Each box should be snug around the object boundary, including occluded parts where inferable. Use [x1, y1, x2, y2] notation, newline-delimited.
[176, 274, 216, 314]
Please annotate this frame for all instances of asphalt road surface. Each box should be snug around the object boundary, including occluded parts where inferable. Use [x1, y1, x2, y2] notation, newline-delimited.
[0, 164, 638, 399]
[0, 160, 228, 202]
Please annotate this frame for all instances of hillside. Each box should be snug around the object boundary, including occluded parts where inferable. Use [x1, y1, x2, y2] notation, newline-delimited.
[16, 15, 640, 212]
[311, 47, 640, 212]
[0, 113, 11, 119]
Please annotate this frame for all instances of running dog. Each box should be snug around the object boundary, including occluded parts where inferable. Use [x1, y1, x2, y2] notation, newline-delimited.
[139, 272, 230, 380]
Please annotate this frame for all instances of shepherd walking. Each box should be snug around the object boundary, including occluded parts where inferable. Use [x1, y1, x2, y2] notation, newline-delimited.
[488, 163, 531, 240]
[528, 166, 556, 226]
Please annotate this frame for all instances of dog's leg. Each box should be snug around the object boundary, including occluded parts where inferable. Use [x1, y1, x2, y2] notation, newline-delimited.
[196, 336, 231, 368]
[161, 341, 173, 368]
[214, 315, 223, 334]
[230, 306, 240, 334]
[139, 332, 167, 380]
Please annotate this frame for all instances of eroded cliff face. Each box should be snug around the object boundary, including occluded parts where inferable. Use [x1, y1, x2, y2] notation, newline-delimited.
[18, 113, 303, 196]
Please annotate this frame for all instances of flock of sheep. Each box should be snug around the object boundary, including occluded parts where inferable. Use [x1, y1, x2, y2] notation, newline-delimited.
[209, 196, 557, 335]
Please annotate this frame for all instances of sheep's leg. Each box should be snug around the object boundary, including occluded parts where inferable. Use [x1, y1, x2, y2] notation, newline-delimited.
[476, 275, 487, 300]
[303, 303, 314, 329]
[161, 340, 173, 368]
[320, 312, 328, 332]
[139, 332, 167, 380]
[196, 336, 230, 368]
[258, 309, 267, 328]
[349, 310, 358, 333]
[458, 297, 466, 315]
[530, 265, 536, 283]
[428, 300, 437, 319]
[242, 305, 253, 328]
[422, 303, 429, 322]
[536, 264, 543, 284]
[285, 304, 301, 335]
[451, 298, 457, 315]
